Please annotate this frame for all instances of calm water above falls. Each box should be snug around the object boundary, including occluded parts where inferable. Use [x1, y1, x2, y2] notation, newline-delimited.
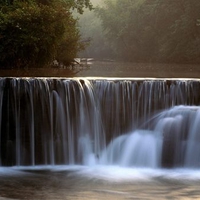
[1, 78, 200, 199]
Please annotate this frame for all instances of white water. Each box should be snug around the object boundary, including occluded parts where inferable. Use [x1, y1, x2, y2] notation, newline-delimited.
[99, 130, 162, 168]
[1, 165, 200, 200]
[0, 78, 200, 200]
[1, 78, 200, 168]
[81, 105, 200, 168]
[1, 165, 200, 183]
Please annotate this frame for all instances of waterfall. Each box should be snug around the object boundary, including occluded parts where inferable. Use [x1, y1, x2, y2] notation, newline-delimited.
[0, 79, 4, 166]
[0, 78, 200, 168]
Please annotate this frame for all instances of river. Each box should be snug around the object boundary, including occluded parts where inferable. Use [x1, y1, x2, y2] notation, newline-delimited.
[1, 166, 200, 199]
[0, 61, 200, 78]
[1, 63, 200, 199]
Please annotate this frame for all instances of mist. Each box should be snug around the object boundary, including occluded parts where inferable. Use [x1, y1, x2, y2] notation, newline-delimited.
[78, 0, 200, 64]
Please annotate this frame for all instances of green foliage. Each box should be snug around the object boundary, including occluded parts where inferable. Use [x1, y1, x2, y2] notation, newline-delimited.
[97, 0, 200, 64]
[56, 17, 84, 66]
[0, 0, 91, 68]
[70, 0, 93, 14]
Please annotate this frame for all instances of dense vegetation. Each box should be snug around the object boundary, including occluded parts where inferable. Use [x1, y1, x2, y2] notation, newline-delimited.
[0, 0, 91, 68]
[80, 0, 200, 64]
[1, 0, 200, 68]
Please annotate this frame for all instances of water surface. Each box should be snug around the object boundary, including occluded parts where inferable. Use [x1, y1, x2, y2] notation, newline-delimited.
[0, 166, 200, 199]
[0, 61, 200, 78]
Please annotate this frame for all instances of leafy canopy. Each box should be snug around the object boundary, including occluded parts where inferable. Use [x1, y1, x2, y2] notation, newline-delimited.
[0, 0, 91, 68]
[97, 0, 200, 64]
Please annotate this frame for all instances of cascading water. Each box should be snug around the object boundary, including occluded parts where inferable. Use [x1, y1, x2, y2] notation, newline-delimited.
[99, 105, 200, 168]
[1, 78, 200, 169]
[0, 78, 105, 166]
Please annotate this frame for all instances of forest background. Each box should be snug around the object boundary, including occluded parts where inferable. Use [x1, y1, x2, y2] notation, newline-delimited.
[80, 0, 200, 64]
[1, 0, 200, 69]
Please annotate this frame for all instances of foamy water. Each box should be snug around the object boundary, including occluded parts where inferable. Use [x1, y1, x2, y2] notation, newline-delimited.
[1, 165, 200, 183]
[1, 165, 200, 199]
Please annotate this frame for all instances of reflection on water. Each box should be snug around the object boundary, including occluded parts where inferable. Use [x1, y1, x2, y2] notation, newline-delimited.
[0, 166, 200, 199]
[1, 61, 199, 78]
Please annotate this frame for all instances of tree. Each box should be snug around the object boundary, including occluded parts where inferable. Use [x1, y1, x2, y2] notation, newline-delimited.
[97, 0, 200, 64]
[156, 0, 200, 63]
[0, 0, 91, 68]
